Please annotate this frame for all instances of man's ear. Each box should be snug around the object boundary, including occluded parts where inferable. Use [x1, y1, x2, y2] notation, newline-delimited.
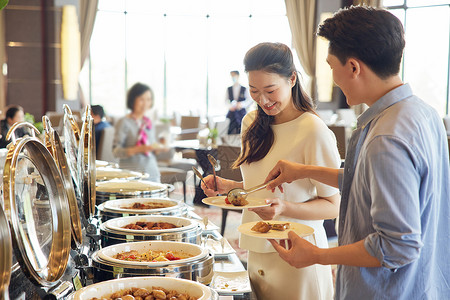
[348, 58, 361, 78]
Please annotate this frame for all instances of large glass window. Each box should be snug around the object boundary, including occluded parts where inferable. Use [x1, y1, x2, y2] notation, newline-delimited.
[81, 0, 291, 118]
[385, 0, 450, 116]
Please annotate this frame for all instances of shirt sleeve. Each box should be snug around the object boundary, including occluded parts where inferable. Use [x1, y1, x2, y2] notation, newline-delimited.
[303, 119, 341, 197]
[363, 135, 423, 270]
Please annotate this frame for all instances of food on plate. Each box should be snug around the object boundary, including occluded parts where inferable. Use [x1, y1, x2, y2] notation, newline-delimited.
[122, 221, 179, 230]
[89, 286, 198, 300]
[227, 195, 249, 206]
[251, 221, 290, 233]
[120, 202, 175, 210]
[251, 221, 271, 233]
[114, 249, 192, 262]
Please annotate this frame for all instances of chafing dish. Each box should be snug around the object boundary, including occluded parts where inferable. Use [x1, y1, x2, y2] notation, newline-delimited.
[97, 197, 190, 222]
[43, 116, 84, 249]
[91, 241, 214, 285]
[100, 215, 202, 247]
[68, 276, 218, 300]
[63, 104, 81, 198]
[95, 179, 170, 205]
[96, 166, 148, 182]
[2, 122, 72, 287]
[0, 205, 12, 299]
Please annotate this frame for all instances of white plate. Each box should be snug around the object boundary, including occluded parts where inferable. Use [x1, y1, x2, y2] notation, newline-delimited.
[202, 196, 270, 210]
[97, 240, 209, 266]
[103, 215, 197, 234]
[103, 198, 180, 214]
[238, 220, 314, 239]
[69, 276, 211, 300]
[192, 219, 220, 232]
[204, 238, 236, 257]
[211, 271, 251, 294]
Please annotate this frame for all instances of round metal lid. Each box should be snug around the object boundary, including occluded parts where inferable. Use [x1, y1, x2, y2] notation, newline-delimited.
[77, 106, 96, 219]
[0, 204, 12, 298]
[63, 104, 81, 198]
[3, 122, 72, 286]
[43, 116, 84, 249]
[96, 167, 148, 182]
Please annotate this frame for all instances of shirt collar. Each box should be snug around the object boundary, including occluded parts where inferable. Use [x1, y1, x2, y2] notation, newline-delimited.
[357, 83, 412, 129]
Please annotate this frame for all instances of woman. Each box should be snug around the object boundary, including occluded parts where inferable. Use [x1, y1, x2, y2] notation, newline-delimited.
[201, 43, 341, 300]
[0, 105, 26, 148]
[113, 83, 161, 182]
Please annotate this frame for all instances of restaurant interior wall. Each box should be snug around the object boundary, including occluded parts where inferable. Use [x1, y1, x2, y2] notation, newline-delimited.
[0, 0, 82, 120]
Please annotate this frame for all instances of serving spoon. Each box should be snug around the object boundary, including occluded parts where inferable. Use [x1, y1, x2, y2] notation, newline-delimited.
[227, 182, 270, 203]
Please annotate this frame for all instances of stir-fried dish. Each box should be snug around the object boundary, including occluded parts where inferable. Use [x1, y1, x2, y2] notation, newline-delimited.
[122, 221, 179, 230]
[114, 250, 192, 262]
[90, 286, 198, 300]
[120, 202, 175, 210]
[251, 221, 290, 233]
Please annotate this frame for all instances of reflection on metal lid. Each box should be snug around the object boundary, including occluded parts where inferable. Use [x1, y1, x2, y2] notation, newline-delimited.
[0, 205, 12, 297]
[3, 124, 72, 286]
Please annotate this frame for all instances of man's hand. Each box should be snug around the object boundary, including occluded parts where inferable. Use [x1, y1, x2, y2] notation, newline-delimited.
[265, 160, 308, 192]
[248, 198, 286, 220]
[269, 231, 320, 268]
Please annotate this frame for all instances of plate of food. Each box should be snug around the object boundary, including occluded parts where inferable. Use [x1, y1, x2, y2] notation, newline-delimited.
[202, 196, 270, 210]
[238, 220, 314, 239]
[210, 271, 252, 294]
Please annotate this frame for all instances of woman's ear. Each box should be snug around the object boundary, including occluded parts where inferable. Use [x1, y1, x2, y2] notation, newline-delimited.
[289, 72, 297, 87]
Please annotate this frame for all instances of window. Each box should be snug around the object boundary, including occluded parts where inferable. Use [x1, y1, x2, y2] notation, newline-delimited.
[81, 0, 293, 119]
[385, 0, 450, 116]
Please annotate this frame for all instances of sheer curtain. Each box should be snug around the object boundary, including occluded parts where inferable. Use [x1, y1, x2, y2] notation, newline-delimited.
[284, 0, 317, 98]
[79, 0, 98, 106]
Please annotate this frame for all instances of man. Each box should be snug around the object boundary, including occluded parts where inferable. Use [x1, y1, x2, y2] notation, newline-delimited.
[265, 6, 450, 299]
[225, 70, 251, 134]
[91, 105, 111, 155]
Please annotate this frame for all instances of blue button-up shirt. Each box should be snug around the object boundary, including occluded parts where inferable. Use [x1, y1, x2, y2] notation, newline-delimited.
[336, 84, 450, 299]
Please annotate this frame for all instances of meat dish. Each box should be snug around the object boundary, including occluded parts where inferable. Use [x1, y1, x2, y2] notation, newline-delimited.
[89, 286, 198, 300]
[122, 222, 179, 230]
[251, 221, 290, 233]
[120, 202, 175, 210]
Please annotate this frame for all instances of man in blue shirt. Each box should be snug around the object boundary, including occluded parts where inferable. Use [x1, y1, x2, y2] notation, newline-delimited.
[265, 6, 450, 299]
[91, 105, 111, 156]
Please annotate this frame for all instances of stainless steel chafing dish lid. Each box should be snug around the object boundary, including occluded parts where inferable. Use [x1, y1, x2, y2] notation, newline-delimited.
[77, 106, 96, 219]
[3, 122, 72, 286]
[63, 104, 81, 197]
[0, 205, 12, 298]
[43, 116, 84, 249]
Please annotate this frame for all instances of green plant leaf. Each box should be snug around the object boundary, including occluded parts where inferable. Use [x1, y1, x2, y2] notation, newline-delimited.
[0, 0, 9, 10]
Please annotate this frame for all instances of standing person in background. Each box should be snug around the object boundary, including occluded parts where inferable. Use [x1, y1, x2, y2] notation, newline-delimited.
[113, 83, 161, 182]
[225, 70, 252, 134]
[0, 105, 27, 148]
[202, 42, 341, 300]
[265, 6, 450, 299]
[91, 104, 111, 156]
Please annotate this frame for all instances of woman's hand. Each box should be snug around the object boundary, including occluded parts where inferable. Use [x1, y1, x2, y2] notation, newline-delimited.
[248, 197, 286, 220]
[200, 175, 241, 197]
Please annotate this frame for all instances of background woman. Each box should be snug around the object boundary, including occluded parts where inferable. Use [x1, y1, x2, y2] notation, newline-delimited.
[201, 42, 341, 300]
[113, 83, 161, 182]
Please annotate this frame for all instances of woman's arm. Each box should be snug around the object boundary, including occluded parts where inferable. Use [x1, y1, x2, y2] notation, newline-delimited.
[200, 175, 243, 197]
[249, 193, 340, 220]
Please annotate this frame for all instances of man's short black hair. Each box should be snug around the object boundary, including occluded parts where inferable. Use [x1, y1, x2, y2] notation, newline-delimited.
[230, 70, 240, 76]
[317, 6, 405, 79]
[91, 105, 105, 118]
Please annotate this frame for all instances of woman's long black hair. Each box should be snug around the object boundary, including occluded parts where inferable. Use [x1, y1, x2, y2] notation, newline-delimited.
[233, 42, 316, 167]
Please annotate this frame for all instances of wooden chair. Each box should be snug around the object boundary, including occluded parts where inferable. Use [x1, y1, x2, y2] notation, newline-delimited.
[97, 126, 119, 164]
